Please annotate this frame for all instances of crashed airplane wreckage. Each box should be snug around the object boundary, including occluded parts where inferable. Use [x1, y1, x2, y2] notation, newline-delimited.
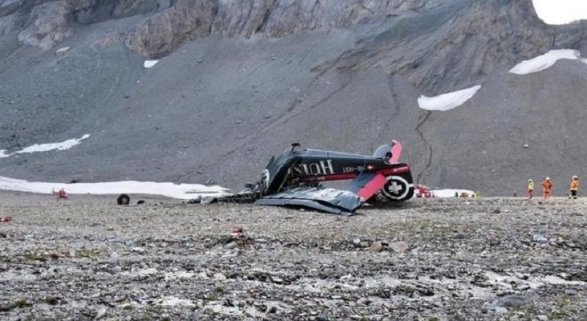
[200, 140, 414, 215]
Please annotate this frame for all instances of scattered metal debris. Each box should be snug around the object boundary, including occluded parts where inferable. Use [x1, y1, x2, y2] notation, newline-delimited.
[53, 188, 68, 200]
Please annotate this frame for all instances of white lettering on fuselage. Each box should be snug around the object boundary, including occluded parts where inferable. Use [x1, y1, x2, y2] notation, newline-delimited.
[293, 160, 335, 176]
[343, 166, 365, 173]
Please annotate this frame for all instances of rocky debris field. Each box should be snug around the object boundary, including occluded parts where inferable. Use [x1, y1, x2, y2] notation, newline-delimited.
[0, 193, 586, 321]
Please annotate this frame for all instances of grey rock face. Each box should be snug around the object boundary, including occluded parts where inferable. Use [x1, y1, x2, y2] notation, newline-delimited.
[125, 0, 219, 58]
[0, 0, 171, 45]
[69, 0, 172, 24]
[0, 13, 15, 34]
[123, 0, 431, 57]
[2, 1, 586, 91]
[2, 0, 586, 93]
[16, 1, 71, 50]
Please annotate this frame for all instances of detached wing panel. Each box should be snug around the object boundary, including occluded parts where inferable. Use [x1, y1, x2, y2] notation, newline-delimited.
[255, 187, 362, 215]
[347, 173, 387, 201]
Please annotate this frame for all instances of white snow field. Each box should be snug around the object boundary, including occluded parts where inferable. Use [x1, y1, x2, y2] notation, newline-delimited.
[430, 189, 475, 198]
[417, 85, 481, 111]
[509, 49, 583, 75]
[0, 176, 228, 200]
[533, 0, 587, 25]
[0, 134, 90, 159]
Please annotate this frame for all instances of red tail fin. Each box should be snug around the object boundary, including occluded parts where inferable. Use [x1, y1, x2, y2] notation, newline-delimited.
[347, 173, 387, 201]
[390, 140, 402, 163]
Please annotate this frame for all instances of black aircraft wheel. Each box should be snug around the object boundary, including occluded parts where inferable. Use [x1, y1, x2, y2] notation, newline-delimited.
[381, 175, 413, 201]
[117, 194, 130, 206]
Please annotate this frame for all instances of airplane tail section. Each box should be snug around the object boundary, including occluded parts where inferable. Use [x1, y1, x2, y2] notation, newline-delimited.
[373, 139, 403, 163]
[380, 164, 414, 202]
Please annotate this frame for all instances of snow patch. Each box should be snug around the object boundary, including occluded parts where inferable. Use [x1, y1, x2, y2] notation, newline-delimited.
[430, 189, 475, 198]
[0, 134, 90, 159]
[144, 60, 159, 68]
[418, 85, 481, 111]
[56, 46, 70, 54]
[0, 176, 228, 200]
[17, 134, 90, 153]
[532, 0, 587, 25]
[509, 49, 582, 75]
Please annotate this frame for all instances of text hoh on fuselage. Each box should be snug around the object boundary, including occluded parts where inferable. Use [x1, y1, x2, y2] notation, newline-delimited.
[293, 160, 335, 176]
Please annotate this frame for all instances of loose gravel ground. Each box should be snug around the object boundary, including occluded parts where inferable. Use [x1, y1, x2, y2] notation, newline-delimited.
[0, 193, 586, 321]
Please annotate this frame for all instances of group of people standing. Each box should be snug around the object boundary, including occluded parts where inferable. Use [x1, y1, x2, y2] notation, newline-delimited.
[527, 176, 580, 199]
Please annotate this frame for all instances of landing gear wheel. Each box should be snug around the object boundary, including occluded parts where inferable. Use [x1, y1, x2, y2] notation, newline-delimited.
[117, 194, 130, 206]
[381, 176, 412, 201]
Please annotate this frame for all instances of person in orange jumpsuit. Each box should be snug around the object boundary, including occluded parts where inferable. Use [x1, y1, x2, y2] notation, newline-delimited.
[542, 177, 553, 199]
[569, 176, 580, 199]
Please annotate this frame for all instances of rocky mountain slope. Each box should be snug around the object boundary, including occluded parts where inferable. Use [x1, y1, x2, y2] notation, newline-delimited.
[1, 0, 587, 194]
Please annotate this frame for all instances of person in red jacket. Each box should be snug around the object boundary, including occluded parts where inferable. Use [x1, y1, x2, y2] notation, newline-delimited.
[569, 176, 580, 199]
[542, 177, 553, 199]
